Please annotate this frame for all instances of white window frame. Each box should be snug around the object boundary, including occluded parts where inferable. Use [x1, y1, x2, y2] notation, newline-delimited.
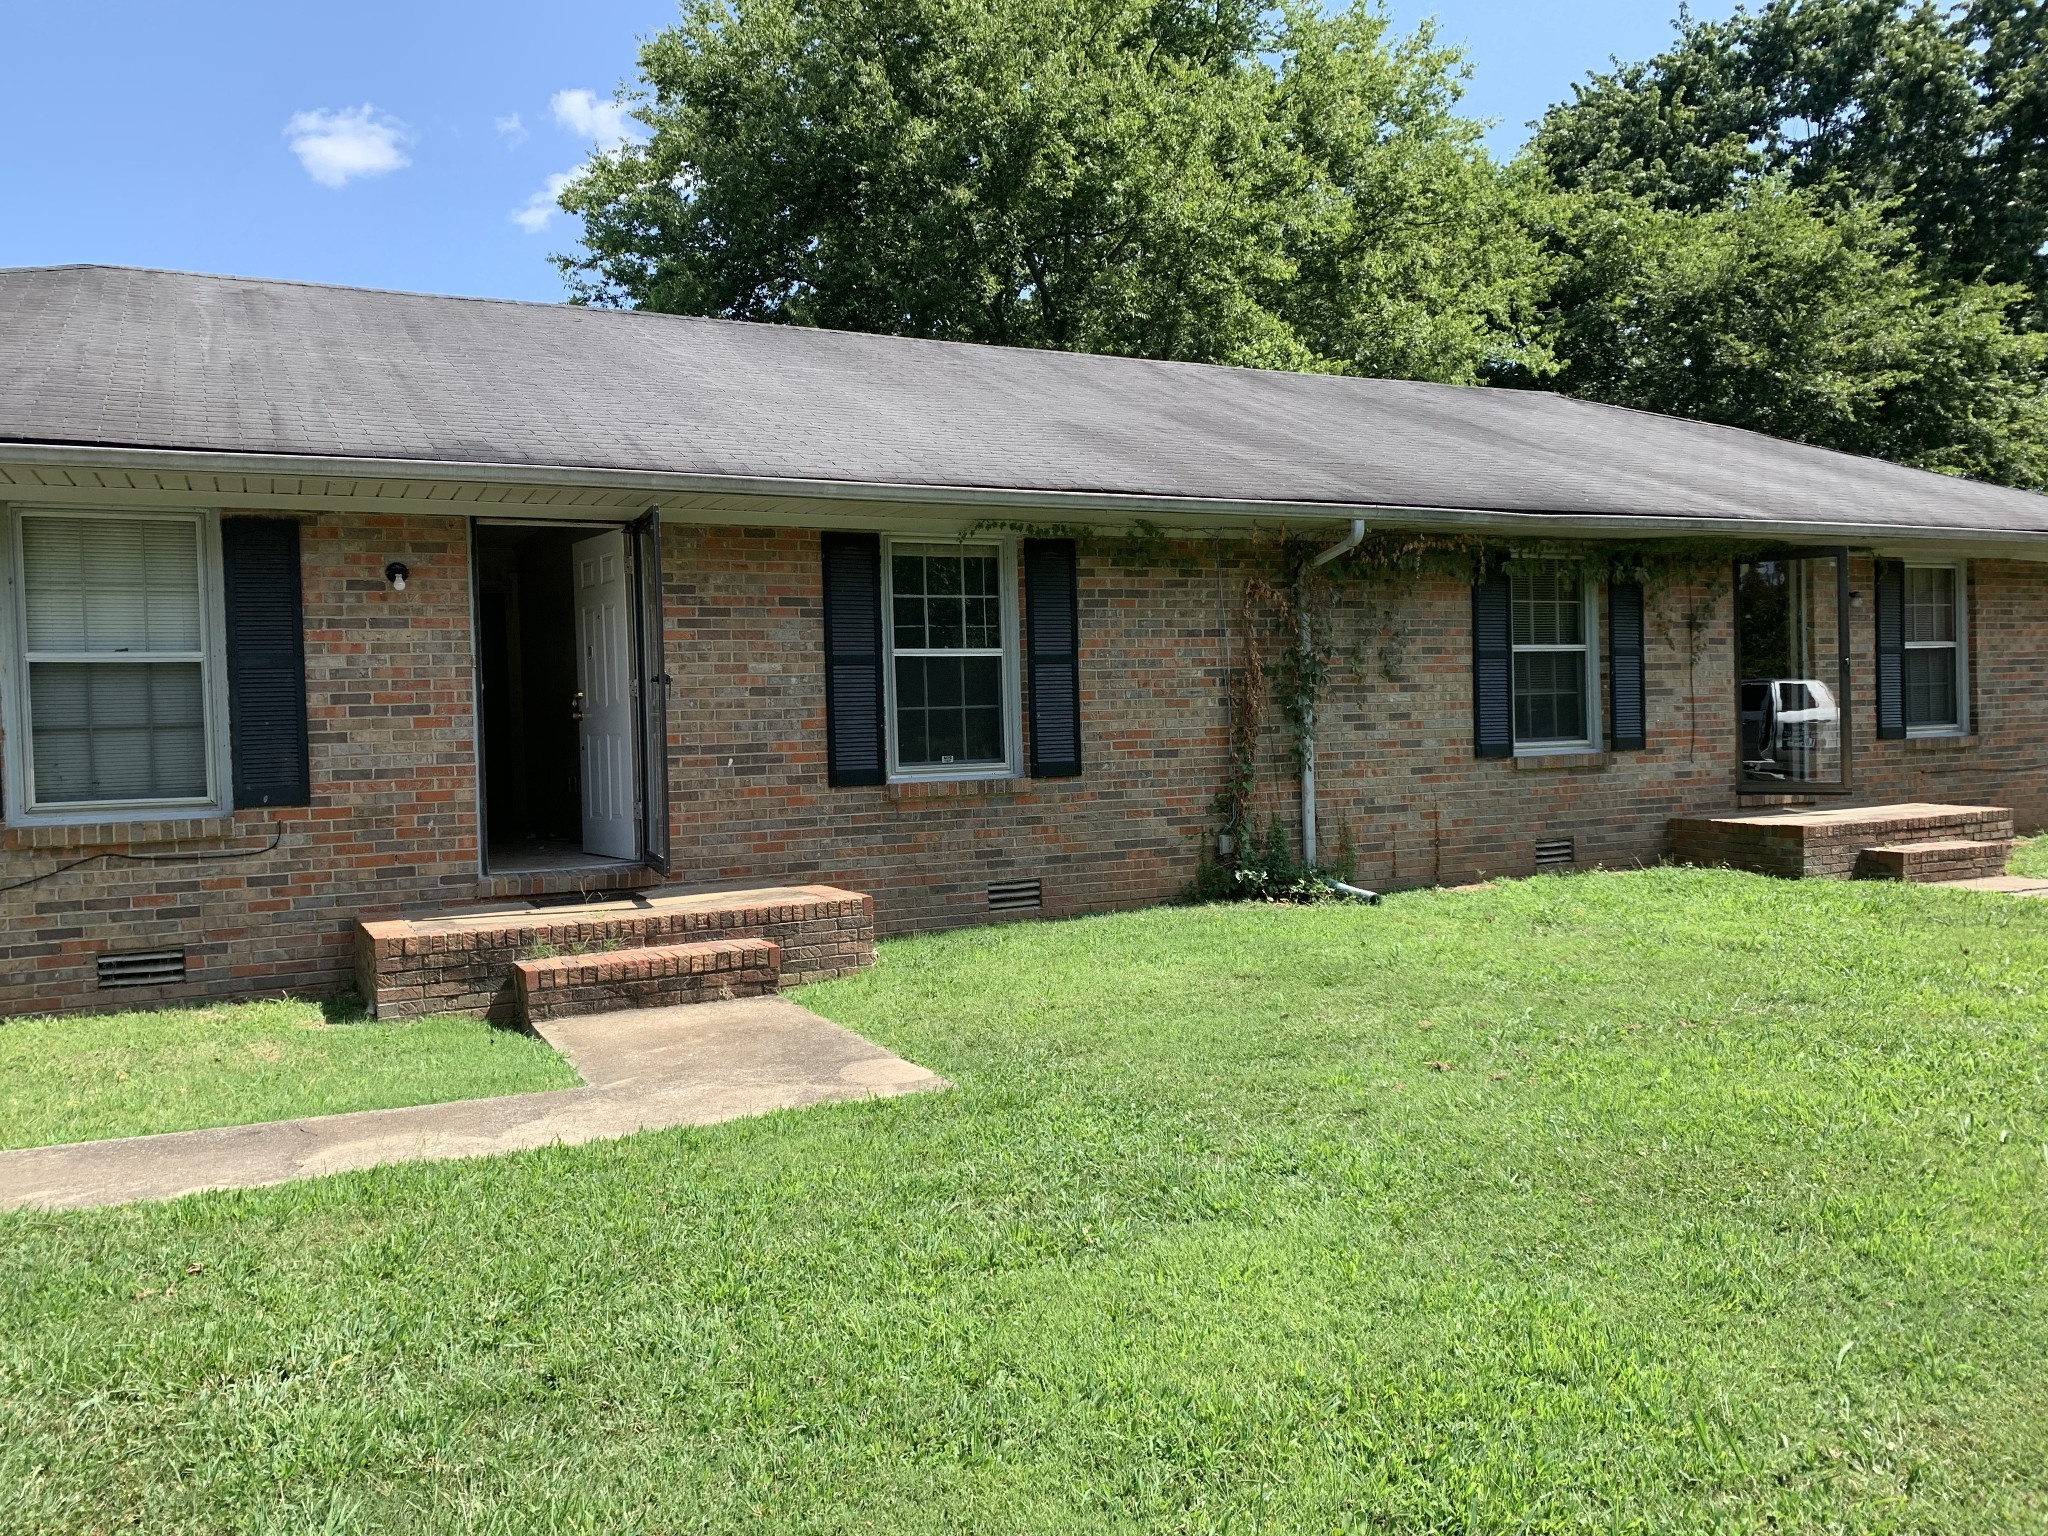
[880, 535, 1023, 782]
[0, 504, 233, 825]
[1510, 560, 1602, 756]
[1903, 560, 1969, 738]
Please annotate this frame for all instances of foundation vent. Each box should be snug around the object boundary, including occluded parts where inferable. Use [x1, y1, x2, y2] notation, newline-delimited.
[97, 949, 187, 989]
[1534, 838, 1576, 872]
[987, 879, 1043, 913]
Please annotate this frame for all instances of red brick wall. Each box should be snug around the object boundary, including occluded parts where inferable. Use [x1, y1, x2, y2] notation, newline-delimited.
[0, 512, 479, 1016]
[2, 510, 2045, 1019]
[661, 526, 1242, 933]
[660, 533, 2048, 920]
[1308, 556, 2048, 889]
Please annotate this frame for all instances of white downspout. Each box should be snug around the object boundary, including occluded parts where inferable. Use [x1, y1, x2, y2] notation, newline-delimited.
[1299, 518, 1365, 870]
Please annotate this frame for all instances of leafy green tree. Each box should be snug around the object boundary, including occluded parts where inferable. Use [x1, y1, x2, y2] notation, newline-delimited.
[1532, 0, 2048, 307]
[1506, 180, 2048, 487]
[556, 0, 1550, 382]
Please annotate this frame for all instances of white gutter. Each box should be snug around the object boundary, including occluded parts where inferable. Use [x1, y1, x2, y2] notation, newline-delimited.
[3, 441, 2047, 548]
[1299, 519, 1365, 869]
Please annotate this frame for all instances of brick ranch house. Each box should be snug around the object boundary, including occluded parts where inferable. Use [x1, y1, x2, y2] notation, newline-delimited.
[3, 264, 2047, 1019]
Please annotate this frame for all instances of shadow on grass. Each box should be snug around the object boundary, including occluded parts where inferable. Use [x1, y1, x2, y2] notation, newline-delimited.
[318, 993, 370, 1026]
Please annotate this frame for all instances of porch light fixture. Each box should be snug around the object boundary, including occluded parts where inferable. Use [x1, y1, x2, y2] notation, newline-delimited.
[383, 561, 409, 591]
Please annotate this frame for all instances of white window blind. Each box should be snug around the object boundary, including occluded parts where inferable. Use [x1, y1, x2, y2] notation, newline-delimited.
[16, 514, 212, 806]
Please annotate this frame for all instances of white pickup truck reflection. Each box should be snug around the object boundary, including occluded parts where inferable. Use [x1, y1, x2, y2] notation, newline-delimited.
[1741, 678, 1840, 780]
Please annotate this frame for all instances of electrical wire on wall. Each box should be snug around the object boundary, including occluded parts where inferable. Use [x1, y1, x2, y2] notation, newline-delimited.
[0, 823, 291, 898]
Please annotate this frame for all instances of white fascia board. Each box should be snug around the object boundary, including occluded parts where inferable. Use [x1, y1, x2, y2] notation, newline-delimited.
[4, 441, 2048, 554]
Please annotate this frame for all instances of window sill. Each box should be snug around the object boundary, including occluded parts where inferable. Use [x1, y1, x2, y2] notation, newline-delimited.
[1902, 729, 1970, 747]
[2, 811, 243, 851]
[887, 776, 1026, 801]
[1513, 750, 1607, 772]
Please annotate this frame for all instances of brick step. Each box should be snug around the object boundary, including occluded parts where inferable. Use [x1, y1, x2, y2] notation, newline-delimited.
[1669, 802, 2014, 880]
[514, 938, 780, 1022]
[1854, 838, 2015, 883]
[354, 884, 873, 1021]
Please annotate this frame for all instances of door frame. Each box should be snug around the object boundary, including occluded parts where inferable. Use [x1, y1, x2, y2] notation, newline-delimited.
[468, 514, 671, 876]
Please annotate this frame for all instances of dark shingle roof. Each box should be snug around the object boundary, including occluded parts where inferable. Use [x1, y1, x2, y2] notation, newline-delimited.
[3, 263, 2045, 537]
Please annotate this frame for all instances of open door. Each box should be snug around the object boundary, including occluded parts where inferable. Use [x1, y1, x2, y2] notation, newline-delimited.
[574, 529, 638, 859]
[631, 509, 672, 875]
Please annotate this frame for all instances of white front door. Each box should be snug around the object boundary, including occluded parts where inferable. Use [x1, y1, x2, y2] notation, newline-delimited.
[574, 529, 638, 860]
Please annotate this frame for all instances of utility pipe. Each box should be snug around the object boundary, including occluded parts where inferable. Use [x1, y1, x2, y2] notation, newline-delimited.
[1298, 519, 1365, 869]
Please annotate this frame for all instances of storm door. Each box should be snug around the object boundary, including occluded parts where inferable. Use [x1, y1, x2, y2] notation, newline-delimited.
[1735, 551, 1851, 793]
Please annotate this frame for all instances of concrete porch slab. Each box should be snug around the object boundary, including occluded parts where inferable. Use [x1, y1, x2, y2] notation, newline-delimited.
[0, 997, 945, 1213]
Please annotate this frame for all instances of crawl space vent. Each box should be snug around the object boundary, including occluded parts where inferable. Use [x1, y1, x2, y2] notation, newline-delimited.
[1534, 838, 1576, 872]
[987, 879, 1043, 912]
[97, 949, 188, 989]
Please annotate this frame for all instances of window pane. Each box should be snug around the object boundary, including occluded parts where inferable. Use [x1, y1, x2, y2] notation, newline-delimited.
[894, 655, 1005, 768]
[29, 661, 207, 803]
[965, 596, 1001, 648]
[1905, 647, 1958, 728]
[892, 596, 926, 649]
[1513, 650, 1586, 743]
[891, 545, 1002, 653]
[927, 587, 965, 648]
[1904, 567, 1957, 644]
[22, 517, 202, 654]
[1512, 562, 1583, 648]
[1736, 557, 1845, 784]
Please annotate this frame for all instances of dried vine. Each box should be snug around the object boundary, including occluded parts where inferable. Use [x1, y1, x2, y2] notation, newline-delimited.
[1218, 575, 1276, 847]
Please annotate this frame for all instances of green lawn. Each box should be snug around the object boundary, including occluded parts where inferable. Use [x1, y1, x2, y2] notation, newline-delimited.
[2009, 835, 2048, 879]
[3, 869, 2045, 1533]
[0, 999, 579, 1149]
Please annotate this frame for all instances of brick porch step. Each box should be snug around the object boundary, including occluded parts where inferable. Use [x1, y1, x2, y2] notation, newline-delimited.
[1853, 838, 2015, 883]
[354, 884, 873, 1021]
[1669, 802, 2015, 880]
[513, 938, 780, 1022]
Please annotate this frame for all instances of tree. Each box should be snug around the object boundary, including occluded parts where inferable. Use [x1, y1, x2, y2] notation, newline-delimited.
[1506, 179, 2048, 487]
[1532, 0, 2048, 310]
[556, 0, 1550, 383]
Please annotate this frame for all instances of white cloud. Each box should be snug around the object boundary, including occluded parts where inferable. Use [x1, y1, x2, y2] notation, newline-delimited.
[550, 89, 639, 149]
[513, 170, 578, 234]
[285, 104, 412, 188]
[495, 112, 528, 147]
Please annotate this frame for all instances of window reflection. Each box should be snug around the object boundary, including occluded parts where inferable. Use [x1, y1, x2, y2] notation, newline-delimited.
[1737, 555, 1847, 788]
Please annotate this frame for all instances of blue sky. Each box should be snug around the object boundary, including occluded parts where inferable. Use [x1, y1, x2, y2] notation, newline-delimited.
[0, 1, 1730, 304]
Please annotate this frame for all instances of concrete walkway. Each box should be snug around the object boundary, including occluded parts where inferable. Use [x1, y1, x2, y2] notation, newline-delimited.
[1934, 873, 2048, 896]
[0, 997, 944, 1213]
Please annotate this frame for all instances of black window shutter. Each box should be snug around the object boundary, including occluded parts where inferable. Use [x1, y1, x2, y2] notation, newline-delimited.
[1608, 580, 1647, 752]
[822, 532, 886, 786]
[1024, 538, 1083, 778]
[1473, 565, 1513, 759]
[1875, 559, 1906, 739]
[221, 516, 311, 808]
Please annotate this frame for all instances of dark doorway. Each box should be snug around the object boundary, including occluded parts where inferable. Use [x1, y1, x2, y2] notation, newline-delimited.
[475, 523, 600, 869]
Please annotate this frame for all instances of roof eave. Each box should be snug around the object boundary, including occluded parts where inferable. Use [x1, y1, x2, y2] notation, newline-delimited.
[4, 440, 2047, 553]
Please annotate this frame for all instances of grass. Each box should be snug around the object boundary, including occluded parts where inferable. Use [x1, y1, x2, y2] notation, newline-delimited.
[2008, 835, 2048, 879]
[0, 999, 580, 1150]
[2, 867, 2046, 1533]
